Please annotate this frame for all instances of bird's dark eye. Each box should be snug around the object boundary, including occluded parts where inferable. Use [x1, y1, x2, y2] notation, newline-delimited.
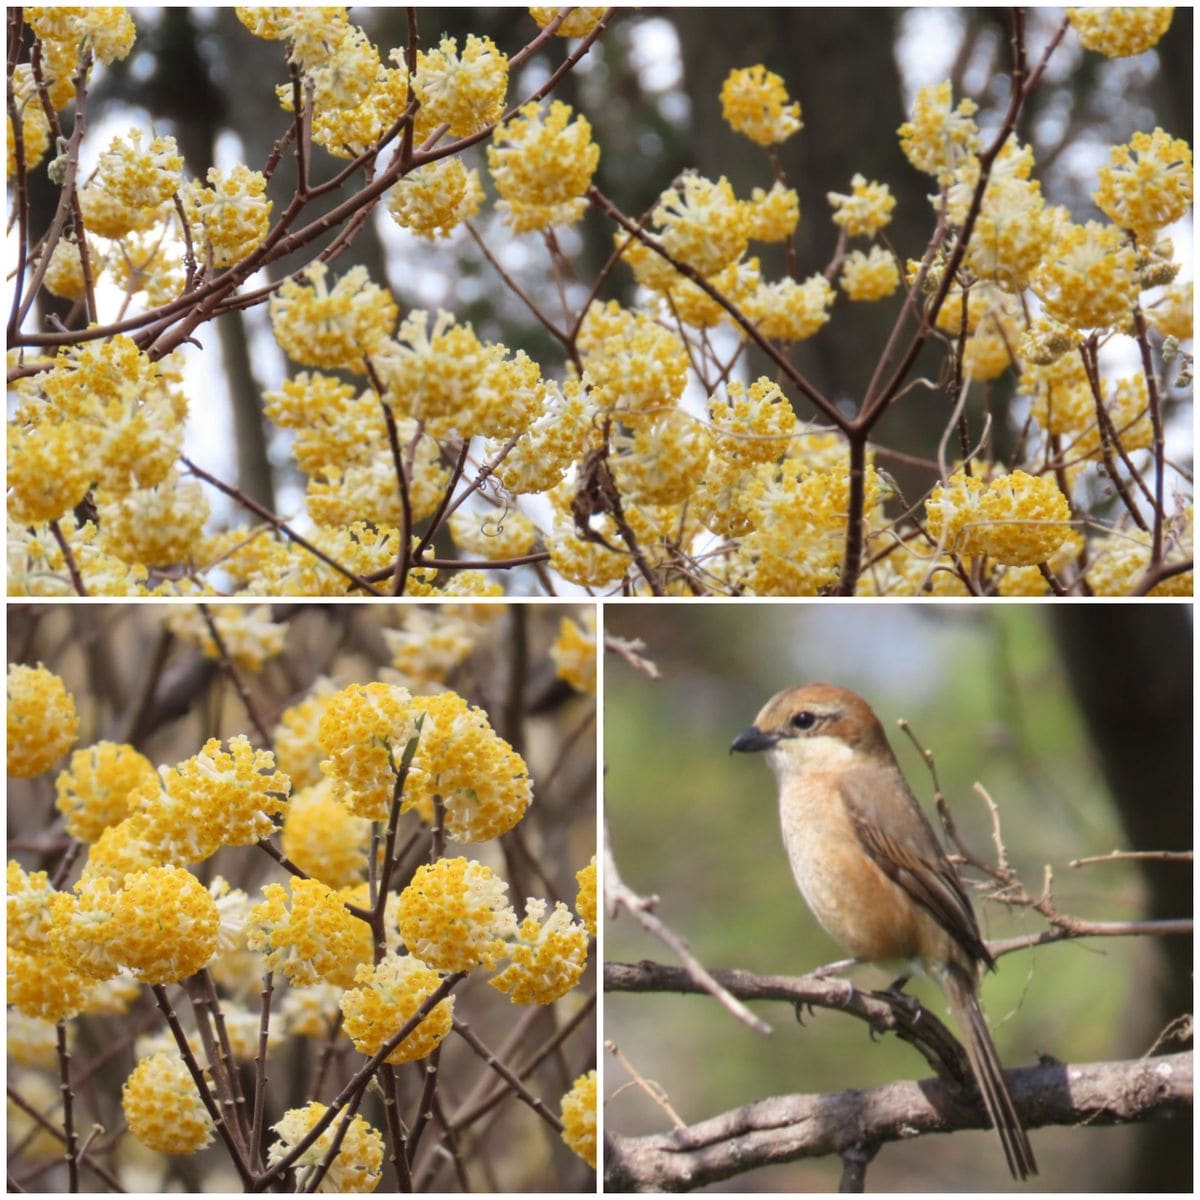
[790, 711, 816, 730]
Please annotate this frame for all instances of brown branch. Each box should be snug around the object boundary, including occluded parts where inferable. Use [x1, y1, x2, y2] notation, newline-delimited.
[604, 1050, 1192, 1192]
[605, 826, 772, 1036]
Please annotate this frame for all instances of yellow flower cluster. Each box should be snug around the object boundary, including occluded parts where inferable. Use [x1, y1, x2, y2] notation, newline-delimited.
[80, 130, 183, 238]
[269, 1103, 383, 1193]
[281, 780, 372, 889]
[54, 740, 157, 842]
[488, 101, 600, 233]
[580, 302, 690, 423]
[652, 173, 749, 277]
[827, 173, 896, 237]
[7, 860, 55, 954]
[404, 691, 533, 842]
[106, 866, 220, 983]
[528, 6, 607, 37]
[926, 469, 1072, 566]
[412, 34, 508, 138]
[449, 507, 538, 560]
[7, 663, 79, 778]
[1032, 219, 1141, 329]
[179, 163, 272, 268]
[339, 952, 455, 1064]
[744, 274, 836, 341]
[551, 611, 597, 695]
[898, 81, 980, 184]
[1068, 7, 1174, 57]
[388, 157, 484, 240]
[246, 876, 366, 988]
[575, 856, 598, 938]
[719, 65, 802, 146]
[270, 262, 398, 372]
[397, 856, 518, 971]
[318, 681, 417, 821]
[122, 1052, 215, 1155]
[489, 897, 589, 1004]
[131, 736, 290, 863]
[1093, 127, 1193, 240]
[165, 604, 286, 671]
[840, 246, 900, 301]
[560, 1069, 597, 1167]
[381, 607, 492, 690]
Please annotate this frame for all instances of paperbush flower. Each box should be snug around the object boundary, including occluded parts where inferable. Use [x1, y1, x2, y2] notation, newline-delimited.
[448, 507, 538, 560]
[95, 471, 210, 567]
[25, 6, 137, 68]
[133, 735, 290, 864]
[411, 34, 508, 138]
[6, 861, 56, 953]
[387, 157, 483, 239]
[42, 237, 89, 299]
[827, 173, 896, 237]
[488, 101, 600, 233]
[339, 953, 455, 1064]
[1032, 219, 1141, 329]
[46, 875, 121, 981]
[165, 605, 286, 672]
[487, 377, 598, 496]
[575, 856, 597, 937]
[79, 815, 160, 883]
[839, 246, 900, 301]
[270, 262, 398, 372]
[719, 65, 802, 146]
[273, 682, 336, 790]
[7, 421, 94, 526]
[708, 377, 799, 466]
[489, 898, 589, 1004]
[1067, 7, 1174, 57]
[926, 469, 1072, 566]
[246, 876, 366, 988]
[560, 1070, 597, 1167]
[743, 274, 836, 341]
[7, 945, 95, 1021]
[54, 740, 157, 842]
[612, 411, 711, 505]
[579, 302, 690, 422]
[528, 6, 606, 37]
[652, 173, 749, 277]
[318, 681, 418, 821]
[1093, 127, 1193, 240]
[7, 663, 78, 778]
[179, 163, 272, 268]
[397, 857, 517, 971]
[404, 691, 533, 842]
[744, 181, 800, 243]
[122, 1052, 214, 1155]
[899, 80, 980, 184]
[281, 780, 371, 889]
[107, 866, 220, 983]
[551, 612, 596, 695]
[382, 609, 488, 689]
[80, 129, 183, 237]
[269, 1102, 383, 1193]
[7, 65, 53, 176]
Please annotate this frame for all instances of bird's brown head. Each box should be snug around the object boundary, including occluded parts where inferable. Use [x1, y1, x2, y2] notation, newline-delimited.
[730, 683, 894, 769]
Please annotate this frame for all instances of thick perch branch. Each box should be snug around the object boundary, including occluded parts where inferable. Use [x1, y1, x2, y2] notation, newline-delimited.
[604, 1050, 1192, 1192]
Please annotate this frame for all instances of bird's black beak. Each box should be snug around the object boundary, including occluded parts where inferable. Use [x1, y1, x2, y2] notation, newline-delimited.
[730, 725, 777, 755]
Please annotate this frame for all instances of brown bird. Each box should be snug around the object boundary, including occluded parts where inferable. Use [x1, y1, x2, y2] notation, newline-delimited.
[731, 682, 1037, 1180]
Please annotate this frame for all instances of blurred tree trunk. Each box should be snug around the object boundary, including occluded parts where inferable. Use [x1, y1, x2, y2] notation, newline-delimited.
[1052, 604, 1192, 1193]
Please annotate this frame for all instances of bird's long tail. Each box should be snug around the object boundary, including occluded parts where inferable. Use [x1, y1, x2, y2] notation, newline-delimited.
[938, 962, 1038, 1181]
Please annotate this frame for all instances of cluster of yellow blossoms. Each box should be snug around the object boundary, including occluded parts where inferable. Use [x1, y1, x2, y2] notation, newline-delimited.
[6, 4, 1190, 601]
[8, 603, 597, 1177]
